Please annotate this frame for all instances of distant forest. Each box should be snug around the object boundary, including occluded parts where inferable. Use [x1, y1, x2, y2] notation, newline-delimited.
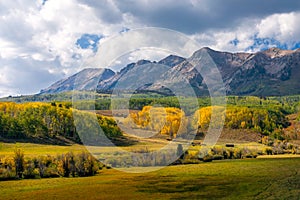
[1, 95, 300, 144]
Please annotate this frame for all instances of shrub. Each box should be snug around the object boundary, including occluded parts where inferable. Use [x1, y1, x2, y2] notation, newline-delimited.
[227, 149, 234, 159]
[212, 155, 224, 160]
[37, 157, 46, 178]
[233, 148, 242, 159]
[14, 149, 24, 179]
[24, 160, 39, 179]
[36, 156, 59, 178]
[263, 147, 273, 155]
[202, 154, 213, 162]
[261, 136, 274, 146]
[105, 158, 118, 168]
[272, 147, 284, 155]
[57, 155, 68, 177]
[0, 156, 14, 171]
[43, 164, 60, 178]
[287, 143, 294, 150]
[211, 146, 225, 156]
[76, 152, 99, 177]
[0, 168, 16, 180]
[198, 149, 214, 162]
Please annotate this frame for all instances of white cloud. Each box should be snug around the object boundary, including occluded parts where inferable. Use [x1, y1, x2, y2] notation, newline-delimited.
[0, 66, 12, 85]
[191, 12, 300, 53]
[0, 0, 299, 97]
[257, 12, 300, 47]
[0, 0, 133, 97]
[110, 49, 171, 71]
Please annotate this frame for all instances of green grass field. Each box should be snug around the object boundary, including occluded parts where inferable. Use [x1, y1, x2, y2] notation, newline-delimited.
[0, 142, 300, 199]
[0, 141, 169, 159]
[0, 157, 299, 199]
[0, 142, 88, 157]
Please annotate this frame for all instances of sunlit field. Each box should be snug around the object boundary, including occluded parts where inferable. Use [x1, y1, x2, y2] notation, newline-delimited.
[0, 96, 300, 199]
[0, 158, 299, 200]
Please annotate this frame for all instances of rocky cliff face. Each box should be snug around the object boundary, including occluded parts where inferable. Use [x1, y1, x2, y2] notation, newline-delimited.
[40, 68, 115, 94]
[96, 55, 186, 93]
[41, 47, 300, 96]
[226, 47, 300, 96]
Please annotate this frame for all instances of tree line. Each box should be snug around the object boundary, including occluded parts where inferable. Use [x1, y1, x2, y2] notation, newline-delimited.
[0, 149, 103, 180]
[194, 106, 290, 137]
[0, 102, 122, 143]
[124, 105, 290, 140]
[0, 101, 292, 142]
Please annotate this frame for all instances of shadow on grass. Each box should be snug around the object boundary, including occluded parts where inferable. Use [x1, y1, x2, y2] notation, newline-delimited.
[0, 134, 138, 147]
[135, 175, 236, 199]
[108, 135, 139, 147]
[0, 136, 72, 146]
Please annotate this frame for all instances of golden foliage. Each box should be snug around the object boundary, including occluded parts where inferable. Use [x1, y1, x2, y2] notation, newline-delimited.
[124, 106, 187, 137]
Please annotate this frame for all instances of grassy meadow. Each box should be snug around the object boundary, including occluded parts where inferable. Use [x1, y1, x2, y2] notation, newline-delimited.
[0, 142, 300, 199]
[0, 142, 87, 157]
[0, 157, 299, 200]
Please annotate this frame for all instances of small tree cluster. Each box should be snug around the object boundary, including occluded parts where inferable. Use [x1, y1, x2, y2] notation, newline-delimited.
[195, 146, 259, 162]
[0, 150, 102, 181]
[105, 151, 177, 167]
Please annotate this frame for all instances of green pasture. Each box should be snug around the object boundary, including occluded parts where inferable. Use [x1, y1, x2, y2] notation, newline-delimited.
[0, 158, 299, 199]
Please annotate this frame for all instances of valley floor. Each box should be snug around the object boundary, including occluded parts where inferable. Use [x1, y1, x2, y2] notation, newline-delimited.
[0, 158, 299, 200]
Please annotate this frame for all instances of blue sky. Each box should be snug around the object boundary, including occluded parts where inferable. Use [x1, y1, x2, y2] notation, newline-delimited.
[0, 0, 300, 97]
[76, 34, 102, 52]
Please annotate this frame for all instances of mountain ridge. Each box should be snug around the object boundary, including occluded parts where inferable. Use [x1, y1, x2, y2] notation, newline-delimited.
[40, 68, 115, 94]
[40, 47, 300, 96]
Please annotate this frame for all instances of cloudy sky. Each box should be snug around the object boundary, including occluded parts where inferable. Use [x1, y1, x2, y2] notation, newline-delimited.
[1, 0, 300, 97]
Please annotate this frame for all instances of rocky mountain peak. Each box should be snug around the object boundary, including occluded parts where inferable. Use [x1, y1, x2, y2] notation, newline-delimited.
[158, 55, 185, 67]
[41, 47, 300, 97]
[262, 47, 294, 58]
[40, 68, 115, 94]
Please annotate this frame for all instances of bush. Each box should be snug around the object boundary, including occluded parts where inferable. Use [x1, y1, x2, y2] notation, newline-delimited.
[14, 149, 24, 179]
[57, 154, 70, 177]
[24, 160, 39, 179]
[212, 155, 224, 160]
[104, 151, 179, 167]
[0, 168, 16, 180]
[261, 136, 274, 146]
[233, 148, 242, 159]
[272, 147, 284, 155]
[263, 147, 273, 155]
[43, 165, 60, 178]
[198, 149, 214, 162]
[202, 154, 213, 162]
[196, 146, 260, 162]
[226, 149, 234, 159]
[37, 156, 59, 178]
[76, 152, 99, 177]
[211, 146, 225, 156]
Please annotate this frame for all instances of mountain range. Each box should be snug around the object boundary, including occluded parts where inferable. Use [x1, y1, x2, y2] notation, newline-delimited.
[40, 47, 300, 97]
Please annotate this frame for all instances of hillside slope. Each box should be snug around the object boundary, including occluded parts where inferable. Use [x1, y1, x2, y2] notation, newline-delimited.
[40, 47, 300, 96]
